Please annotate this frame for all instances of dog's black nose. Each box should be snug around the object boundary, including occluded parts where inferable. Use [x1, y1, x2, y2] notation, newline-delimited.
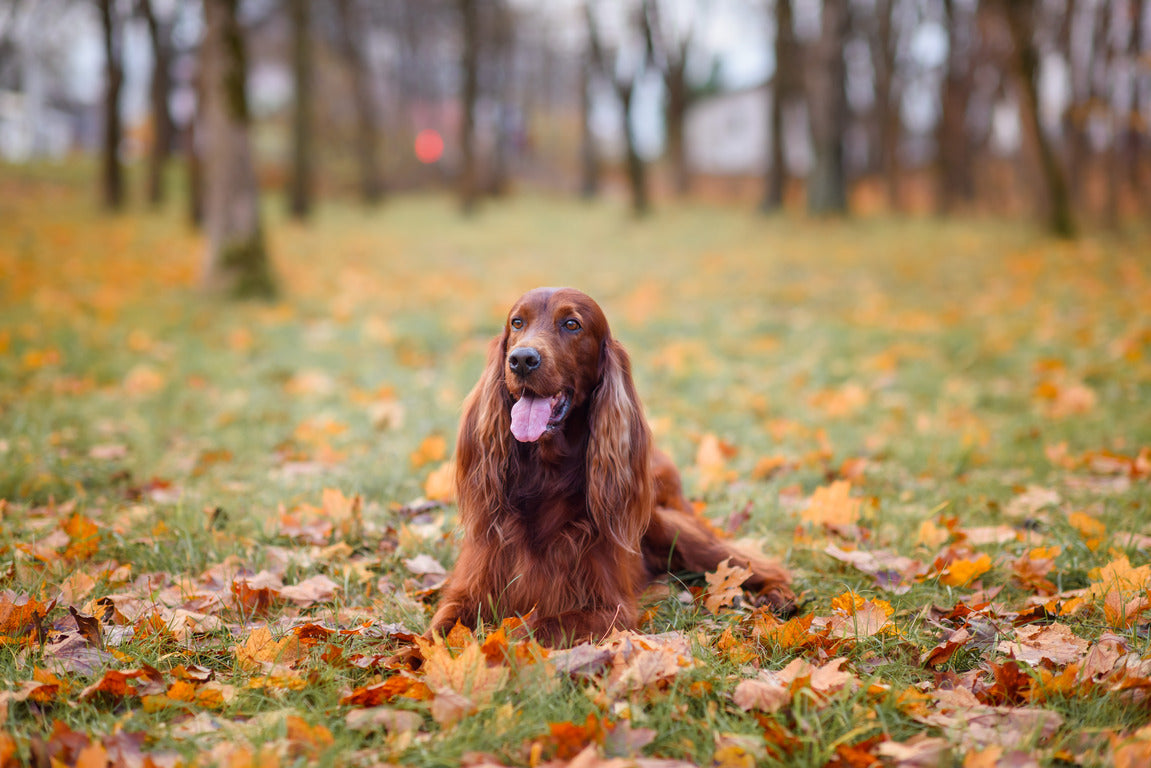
[508, 347, 541, 376]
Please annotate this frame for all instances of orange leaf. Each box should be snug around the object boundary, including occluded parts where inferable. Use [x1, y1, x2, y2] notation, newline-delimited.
[801, 481, 861, 527]
[410, 434, 447, 469]
[1068, 511, 1106, 551]
[235, 626, 305, 669]
[424, 461, 456, 502]
[939, 554, 992, 587]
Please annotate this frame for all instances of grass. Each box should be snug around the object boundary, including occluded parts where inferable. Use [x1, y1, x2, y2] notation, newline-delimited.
[1, 164, 1150, 766]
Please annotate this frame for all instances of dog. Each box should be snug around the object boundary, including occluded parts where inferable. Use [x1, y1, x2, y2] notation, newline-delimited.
[427, 288, 793, 646]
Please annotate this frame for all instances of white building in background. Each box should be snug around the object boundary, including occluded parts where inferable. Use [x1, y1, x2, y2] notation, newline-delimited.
[684, 84, 813, 178]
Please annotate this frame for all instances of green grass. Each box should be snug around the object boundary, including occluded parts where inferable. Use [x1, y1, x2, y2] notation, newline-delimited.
[1, 165, 1150, 766]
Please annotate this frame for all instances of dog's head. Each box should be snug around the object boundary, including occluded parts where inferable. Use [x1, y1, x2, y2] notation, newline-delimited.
[501, 287, 610, 442]
[455, 288, 653, 548]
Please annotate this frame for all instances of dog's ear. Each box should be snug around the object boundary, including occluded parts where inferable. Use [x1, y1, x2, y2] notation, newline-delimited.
[456, 329, 512, 539]
[587, 337, 653, 552]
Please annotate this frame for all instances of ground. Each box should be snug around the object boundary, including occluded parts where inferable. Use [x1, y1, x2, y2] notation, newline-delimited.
[1, 166, 1150, 767]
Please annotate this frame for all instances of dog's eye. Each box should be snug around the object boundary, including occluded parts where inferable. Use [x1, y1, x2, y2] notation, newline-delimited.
[563, 319, 581, 332]
[510, 317, 523, 330]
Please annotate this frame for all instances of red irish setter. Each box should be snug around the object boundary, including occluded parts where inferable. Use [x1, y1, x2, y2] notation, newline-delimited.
[428, 288, 793, 646]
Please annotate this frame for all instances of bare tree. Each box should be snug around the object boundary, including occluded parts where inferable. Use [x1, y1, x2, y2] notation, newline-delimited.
[586, 0, 650, 217]
[334, 0, 384, 205]
[642, 0, 704, 196]
[578, 43, 601, 198]
[763, 0, 798, 212]
[871, 0, 899, 209]
[806, 0, 850, 214]
[97, 0, 124, 210]
[287, 0, 312, 219]
[458, 0, 480, 213]
[936, 0, 977, 213]
[1001, 0, 1076, 237]
[139, 0, 173, 207]
[200, 0, 275, 297]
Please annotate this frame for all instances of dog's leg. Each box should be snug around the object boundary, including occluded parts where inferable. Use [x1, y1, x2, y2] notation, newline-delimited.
[642, 505, 794, 610]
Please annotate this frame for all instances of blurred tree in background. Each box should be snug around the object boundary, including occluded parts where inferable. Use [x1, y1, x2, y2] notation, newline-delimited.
[3, 0, 1148, 252]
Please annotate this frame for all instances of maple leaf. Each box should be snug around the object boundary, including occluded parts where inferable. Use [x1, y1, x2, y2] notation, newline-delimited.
[732, 678, 789, 713]
[1000, 623, 1089, 666]
[801, 481, 861, 527]
[235, 626, 306, 670]
[416, 633, 508, 726]
[827, 591, 893, 639]
[939, 554, 992, 587]
[703, 558, 753, 613]
[1087, 556, 1151, 601]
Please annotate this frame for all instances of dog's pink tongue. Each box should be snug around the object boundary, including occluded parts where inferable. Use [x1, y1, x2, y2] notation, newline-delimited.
[511, 395, 551, 442]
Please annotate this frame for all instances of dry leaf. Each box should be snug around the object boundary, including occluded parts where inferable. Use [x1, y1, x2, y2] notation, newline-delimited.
[703, 558, 753, 614]
[801, 481, 861, 527]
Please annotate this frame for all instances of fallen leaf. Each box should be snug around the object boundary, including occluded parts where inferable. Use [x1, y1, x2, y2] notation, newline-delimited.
[703, 558, 753, 614]
[801, 481, 861, 527]
[939, 554, 992, 587]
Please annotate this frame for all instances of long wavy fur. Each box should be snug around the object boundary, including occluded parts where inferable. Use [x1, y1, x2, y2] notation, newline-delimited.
[586, 338, 653, 553]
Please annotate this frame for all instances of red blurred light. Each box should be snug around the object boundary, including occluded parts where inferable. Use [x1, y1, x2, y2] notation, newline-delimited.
[414, 129, 444, 164]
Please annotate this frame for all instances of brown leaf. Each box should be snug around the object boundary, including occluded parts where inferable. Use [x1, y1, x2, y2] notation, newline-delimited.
[921, 627, 972, 669]
[68, 607, 104, 651]
[1000, 623, 1089, 666]
[345, 707, 423, 734]
[703, 558, 753, 614]
[733, 678, 789, 713]
[235, 625, 306, 670]
[875, 735, 951, 767]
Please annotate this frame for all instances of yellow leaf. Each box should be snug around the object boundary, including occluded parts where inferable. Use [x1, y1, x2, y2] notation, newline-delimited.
[696, 434, 738, 492]
[410, 434, 448, 469]
[800, 481, 861, 527]
[416, 632, 508, 726]
[425, 461, 456, 502]
[916, 519, 949, 548]
[1068, 511, 1106, 551]
[235, 626, 305, 670]
[939, 554, 992, 587]
[703, 558, 753, 614]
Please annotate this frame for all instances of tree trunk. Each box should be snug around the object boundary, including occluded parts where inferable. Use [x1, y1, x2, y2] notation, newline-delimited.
[458, 0, 480, 215]
[806, 0, 849, 215]
[873, 0, 899, 209]
[335, 0, 383, 205]
[937, 0, 975, 213]
[201, 0, 275, 298]
[621, 80, 650, 217]
[98, 0, 124, 211]
[140, 0, 172, 207]
[1002, 0, 1076, 238]
[763, 0, 796, 212]
[665, 60, 690, 197]
[578, 48, 600, 199]
[287, 0, 312, 219]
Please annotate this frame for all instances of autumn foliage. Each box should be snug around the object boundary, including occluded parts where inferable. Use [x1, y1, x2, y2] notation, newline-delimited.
[1, 173, 1150, 767]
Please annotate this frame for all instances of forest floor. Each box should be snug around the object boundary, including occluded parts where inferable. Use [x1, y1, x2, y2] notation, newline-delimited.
[2, 166, 1151, 767]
